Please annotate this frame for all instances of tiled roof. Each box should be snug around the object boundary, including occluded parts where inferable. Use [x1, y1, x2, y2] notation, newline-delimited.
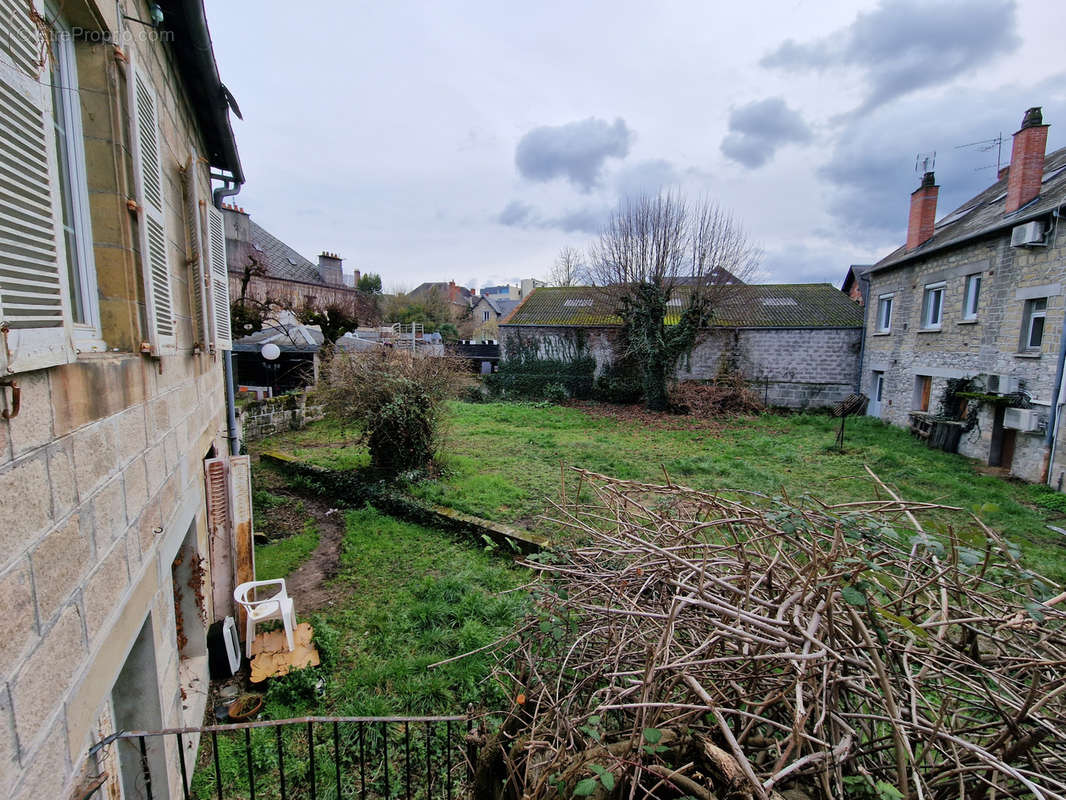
[493, 299, 520, 319]
[872, 146, 1066, 273]
[501, 284, 862, 329]
[248, 220, 323, 284]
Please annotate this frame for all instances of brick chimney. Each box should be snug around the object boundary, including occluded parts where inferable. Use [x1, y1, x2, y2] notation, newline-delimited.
[1005, 107, 1049, 214]
[906, 171, 939, 251]
[353, 269, 361, 286]
[318, 252, 343, 286]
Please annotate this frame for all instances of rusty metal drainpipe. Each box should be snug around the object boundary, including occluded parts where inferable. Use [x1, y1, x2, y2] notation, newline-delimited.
[1043, 207, 1065, 485]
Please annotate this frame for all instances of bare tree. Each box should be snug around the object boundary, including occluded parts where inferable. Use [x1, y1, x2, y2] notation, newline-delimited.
[549, 246, 585, 286]
[587, 192, 760, 411]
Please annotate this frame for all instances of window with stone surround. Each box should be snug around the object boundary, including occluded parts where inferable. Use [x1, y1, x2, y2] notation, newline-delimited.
[1022, 297, 1047, 351]
[921, 282, 945, 329]
[963, 274, 982, 320]
[876, 294, 893, 333]
[48, 10, 99, 337]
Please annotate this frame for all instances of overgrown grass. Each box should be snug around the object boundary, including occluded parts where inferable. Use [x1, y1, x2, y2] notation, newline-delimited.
[256, 401, 1066, 583]
[193, 504, 527, 798]
[254, 520, 319, 580]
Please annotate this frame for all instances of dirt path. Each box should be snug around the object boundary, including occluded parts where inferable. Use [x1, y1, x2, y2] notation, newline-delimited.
[263, 485, 348, 613]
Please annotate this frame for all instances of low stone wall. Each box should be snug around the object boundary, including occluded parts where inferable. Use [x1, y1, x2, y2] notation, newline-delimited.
[239, 392, 324, 441]
[259, 451, 548, 554]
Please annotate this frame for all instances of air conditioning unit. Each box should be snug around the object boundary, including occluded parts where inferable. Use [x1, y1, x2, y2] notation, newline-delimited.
[1004, 407, 1043, 433]
[1011, 220, 1045, 247]
[1000, 375, 1023, 394]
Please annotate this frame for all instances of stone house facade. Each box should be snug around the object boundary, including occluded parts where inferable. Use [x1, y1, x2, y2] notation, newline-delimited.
[862, 107, 1066, 486]
[224, 205, 378, 325]
[0, 2, 248, 798]
[500, 284, 863, 409]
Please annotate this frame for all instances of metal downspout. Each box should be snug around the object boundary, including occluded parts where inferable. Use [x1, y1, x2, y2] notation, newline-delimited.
[213, 176, 241, 210]
[855, 271, 871, 394]
[214, 182, 242, 456]
[1043, 207, 1064, 485]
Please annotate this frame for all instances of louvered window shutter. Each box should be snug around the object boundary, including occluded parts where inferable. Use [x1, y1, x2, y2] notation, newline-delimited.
[128, 56, 176, 355]
[204, 457, 235, 622]
[205, 205, 232, 350]
[0, 0, 76, 372]
[181, 157, 210, 349]
[228, 455, 255, 588]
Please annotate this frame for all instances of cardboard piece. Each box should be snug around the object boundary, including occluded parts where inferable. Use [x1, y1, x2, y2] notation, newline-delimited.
[249, 622, 320, 683]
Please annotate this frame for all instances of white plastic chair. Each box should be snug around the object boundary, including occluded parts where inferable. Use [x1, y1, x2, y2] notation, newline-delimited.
[233, 579, 297, 658]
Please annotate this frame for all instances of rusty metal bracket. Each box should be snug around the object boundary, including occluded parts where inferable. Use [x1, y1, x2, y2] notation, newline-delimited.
[1, 379, 20, 420]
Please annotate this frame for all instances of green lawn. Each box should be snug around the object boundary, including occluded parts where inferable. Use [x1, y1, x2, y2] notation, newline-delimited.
[196, 502, 526, 798]
[257, 400, 1066, 584]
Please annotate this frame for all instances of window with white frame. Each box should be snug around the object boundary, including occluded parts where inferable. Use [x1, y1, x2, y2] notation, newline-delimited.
[963, 274, 981, 320]
[1022, 298, 1047, 351]
[876, 294, 893, 332]
[482, 310, 490, 322]
[48, 11, 98, 336]
[921, 282, 945, 329]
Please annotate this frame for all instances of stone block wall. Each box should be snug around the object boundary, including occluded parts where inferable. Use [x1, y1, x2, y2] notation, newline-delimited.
[862, 226, 1066, 484]
[1, 1, 237, 796]
[679, 328, 862, 409]
[239, 392, 325, 441]
[1, 355, 227, 800]
[500, 325, 862, 409]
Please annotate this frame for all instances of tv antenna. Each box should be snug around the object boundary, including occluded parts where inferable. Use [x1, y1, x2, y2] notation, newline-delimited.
[955, 133, 1004, 173]
[914, 151, 936, 175]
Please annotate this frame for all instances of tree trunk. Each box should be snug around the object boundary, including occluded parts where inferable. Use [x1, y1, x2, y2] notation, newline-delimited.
[644, 357, 668, 411]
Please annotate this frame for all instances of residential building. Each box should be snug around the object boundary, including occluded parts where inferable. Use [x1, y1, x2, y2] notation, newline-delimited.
[861, 107, 1066, 486]
[408, 280, 476, 310]
[224, 205, 376, 322]
[471, 295, 520, 340]
[841, 265, 872, 305]
[481, 283, 520, 301]
[0, 2, 251, 798]
[500, 284, 863, 408]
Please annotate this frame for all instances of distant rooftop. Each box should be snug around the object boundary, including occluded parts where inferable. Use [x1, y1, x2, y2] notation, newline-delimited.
[502, 284, 862, 328]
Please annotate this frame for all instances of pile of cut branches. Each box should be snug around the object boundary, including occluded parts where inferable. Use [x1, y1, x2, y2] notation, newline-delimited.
[476, 468, 1066, 800]
[670, 377, 765, 417]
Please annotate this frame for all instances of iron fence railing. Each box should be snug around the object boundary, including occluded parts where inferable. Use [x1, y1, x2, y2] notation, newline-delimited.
[89, 713, 479, 800]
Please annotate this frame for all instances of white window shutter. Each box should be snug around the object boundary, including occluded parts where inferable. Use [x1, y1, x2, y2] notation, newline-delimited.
[204, 457, 235, 622]
[181, 157, 210, 349]
[206, 205, 232, 350]
[0, 0, 44, 78]
[0, 0, 76, 373]
[228, 455, 255, 588]
[128, 56, 176, 356]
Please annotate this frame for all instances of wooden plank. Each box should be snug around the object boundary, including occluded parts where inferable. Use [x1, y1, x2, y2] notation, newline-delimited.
[229, 455, 255, 631]
[249, 622, 320, 683]
[204, 458, 234, 622]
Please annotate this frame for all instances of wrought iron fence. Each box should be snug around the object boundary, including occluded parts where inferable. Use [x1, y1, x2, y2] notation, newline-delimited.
[89, 713, 477, 800]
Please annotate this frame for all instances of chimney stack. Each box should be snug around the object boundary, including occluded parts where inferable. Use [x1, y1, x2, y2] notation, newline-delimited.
[906, 171, 939, 251]
[1005, 107, 1049, 214]
[318, 252, 344, 286]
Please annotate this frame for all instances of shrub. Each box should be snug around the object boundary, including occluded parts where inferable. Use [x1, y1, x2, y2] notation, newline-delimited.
[592, 358, 644, 404]
[543, 383, 569, 404]
[486, 339, 595, 400]
[318, 350, 468, 474]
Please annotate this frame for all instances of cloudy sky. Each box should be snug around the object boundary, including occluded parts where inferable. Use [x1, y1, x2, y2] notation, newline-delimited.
[204, 0, 1065, 290]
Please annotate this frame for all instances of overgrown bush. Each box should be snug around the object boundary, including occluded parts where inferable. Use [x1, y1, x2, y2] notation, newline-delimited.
[486, 338, 595, 400]
[542, 383, 569, 404]
[592, 358, 644, 404]
[318, 350, 468, 474]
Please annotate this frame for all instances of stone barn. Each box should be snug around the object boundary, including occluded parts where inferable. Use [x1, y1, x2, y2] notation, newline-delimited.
[499, 284, 863, 409]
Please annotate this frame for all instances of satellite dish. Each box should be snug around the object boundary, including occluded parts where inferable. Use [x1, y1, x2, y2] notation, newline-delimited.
[261, 343, 281, 361]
